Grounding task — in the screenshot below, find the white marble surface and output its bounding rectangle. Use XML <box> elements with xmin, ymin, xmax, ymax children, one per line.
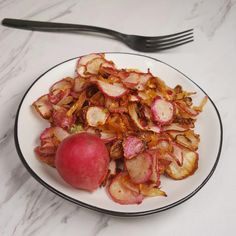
<box><xmin>0</xmin><ymin>0</ymin><xmax>235</xmax><ymax>235</ymax></box>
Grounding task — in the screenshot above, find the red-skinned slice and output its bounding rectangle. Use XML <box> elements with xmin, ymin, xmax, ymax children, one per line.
<box><xmin>76</xmin><ymin>53</ymin><xmax>104</xmax><ymax>77</ymax></box>
<box><xmin>151</xmin><ymin>98</ymin><xmax>174</xmax><ymax>125</ymax></box>
<box><xmin>121</xmin><ymin>72</ymin><xmax>139</xmax><ymax>88</ymax></box>
<box><xmin>52</xmin><ymin>108</ymin><xmax>76</xmax><ymax>130</ymax></box>
<box><xmin>73</xmin><ymin>77</ymin><xmax>87</xmax><ymax>92</ymax></box>
<box><xmin>85</xmin><ymin>57</ymin><xmax>107</xmax><ymax>75</ymax></box>
<box><xmin>128</xmin><ymin>103</ymin><xmax>146</xmax><ymax>130</ymax></box>
<box><xmin>49</xmin><ymin>78</ymin><xmax>73</xmax><ymax>92</ymax></box>
<box><xmin>108</xmin><ymin>173</ymin><xmax>143</xmax><ymax>205</ymax></box>
<box><xmin>100</xmin><ymin>131</ymin><xmax>117</xmax><ymax>143</ymax></box>
<box><xmin>32</xmin><ymin>94</ymin><xmax>52</xmax><ymax>119</ymax></box>
<box><xmin>125</xmin><ymin>152</ymin><xmax>152</xmax><ymax>184</ymax></box>
<box><xmin>86</xmin><ymin>106</ymin><xmax>109</xmax><ymax>127</ymax></box>
<box><xmin>162</xmin><ymin>123</ymin><xmax>188</xmax><ymax>132</ymax></box>
<box><xmin>96</xmin><ymin>80</ymin><xmax>128</xmax><ymax>98</ymax></box>
<box><xmin>166</xmin><ymin>150</ymin><xmax>198</xmax><ymax>180</ymax></box>
<box><xmin>123</xmin><ymin>136</ymin><xmax>145</xmax><ymax>159</ymax></box>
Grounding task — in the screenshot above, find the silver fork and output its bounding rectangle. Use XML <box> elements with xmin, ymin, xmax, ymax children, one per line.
<box><xmin>2</xmin><ymin>18</ymin><xmax>194</xmax><ymax>52</ymax></box>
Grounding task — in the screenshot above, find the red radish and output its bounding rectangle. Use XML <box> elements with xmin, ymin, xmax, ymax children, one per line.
<box><xmin>96</xmin><ymin>80</ymin><xmax>128</xmax><ymax>98</ymax></box>
<box><xmin>86</xmin><ymin>106</ymin><xmax>109</xmax><ymax>127</ymax></box>
<box><xmin>151</xmin><ymin>98</ymin><xmax>174</xmax><ymax>125</ymax></box>
<box><xmin>123</xmin><ymin>136</ymin><xmax>145</xmax><ymax>159</ymax></box>
<box><xmin>125</xmin><ymin>152</ymin><xmax>152</xmax><ymax>184</ymax></box>
<box><xmin>55</xmin><ymin>133</ymin><xmax>109</xmax><ymax>191</ymax></box>
<box><xmin>32</xmin><ymin>94</ymin><xmax>52</xmax><ymax>119</ymax></box>
<box><xmin>108</xmin><ymin>173</ymin><xmax>143</xmax><ymax>205</ymax></box>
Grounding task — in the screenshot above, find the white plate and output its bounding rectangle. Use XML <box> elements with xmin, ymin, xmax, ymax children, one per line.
<box><xmin>15</xmin><ymin>52</ymin><xmax>222</xmax><ymax>217</ymax></box>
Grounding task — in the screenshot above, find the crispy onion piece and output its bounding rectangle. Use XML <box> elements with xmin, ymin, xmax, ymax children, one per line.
<box><xmin>32</xmin><ymin>94</ymin><xmax>52</xmax><ymax>119</ymax></box>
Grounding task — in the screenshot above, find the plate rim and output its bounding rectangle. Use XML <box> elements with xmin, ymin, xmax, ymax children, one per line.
<box><xmin>14</xmin><ymin>52</ymin><xmax>223</xmax><ymax>217</ymax></box>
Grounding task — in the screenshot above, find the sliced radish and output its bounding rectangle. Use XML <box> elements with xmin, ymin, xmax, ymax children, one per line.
<box><xmin>52</xmin><ymin>108</ymin><xmax>76</xmax><ymax>130</ymax></box>
<box><xmin>53</xmin><ymin>127</ymin><xmax>70</xmax><ymax>142</ymax></box>
<box><xmin>50</xmin><ymin>78</ymin><xmax>73</xmax><ymax>92</ymax></box>
<box><xmin>156</xmin><ymin>139</ymin><xmax>172</xmax><ymax>153</ymax></box>
<box><xmin>76</xmin><ymin>53</ymin><xmax>104</xmax><ymax>76</ymax></box>
<box><xmin>166</xmin><ymin>150</ymin><xmax>198</xmax><ymax>180</ymax></box>
<box><xmin>162</xmin><ymin>123</ymin><xmax>188</xmax><ymax>132</ymax></box>
<box><xmin>73</xmin><ymin>77</ymin><xmax>87</xmax><ymax>92</ymax></box>
<box><xmin>121</xmin><ymin>72</ymin><xmax>139</xmax><ymax>88</ymax></box>
<box><xmin>123</xmin><ymin>136</ymin><xmax>145</xmax><ymax>159</ymax></box>
<box><xmin>175</xmin><ymin>130</ymin><xmax>200</xmax><ymax>151</ymax></box>
<box><xmin>140</xmin><ymin>184</ymin><xmax>167</xmax><ymax>197</ymax></box>
<box><xmin>96</xmin><ymin>80</ymin><xmax>128</xmax><ymax>98</ymax></box>
<box><xmin>128</xmin><ymin>103</ymin><xmax>146</xmax><ymax>130</ymax></box>
<box><xmin>151</xmin><ymin>98</ymin><xmax>174</xmax><ymax>125</ymax></box>
<box><xmin>109</xmin><ymin>140</ymin><xmax>123</xmax><ymax>160</ymax></box>
<box><xmin>100</xmin><ymin>131</ymin><xmax>117</xmax><ymax>143</ymax></box>
<box><xmin>86</xmin><ymin>57</ymin><xmax>107</xmax><ymax>75</ymax></box>
<box><xmin>108</xmin><ymin>173</ymin><xmax>143</xmax><ymax>205</ymax></box>
<box><xmin>125</xmin><ymin>152</ymin><xmax>152</xmax><ymax>184</ymax></box>
<box><xmin>148</xmin><ymin>150</ymin><xmax>160</xmax><ymax>185</ymax></box>
<box><xmin>129</xmin><ymin>94</ymin><xmax>140</xmax><ymax>102</ymax></box>
<box><xmin>108</xmin><ymin>160</ymin><xmax>117</xmax><ymax>176</ymax></box>
<box><xmin>32</xmin><ymin>94</ymin><xmax>52</xmax><ymax>119</ymax></box>
<box><xmin>86</xmin><ymin>106</ymin><xmax>109</xmax><ymax>127</ymax></box>
<box><xmin>135</xmin><ymin>73</ymin><xmax>152</xmax><ymax>90</ymax></box>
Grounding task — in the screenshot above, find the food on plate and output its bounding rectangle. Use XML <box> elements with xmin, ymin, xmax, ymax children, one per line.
<box><xmin>55</xmin><ymin>133</ymin><xmax>109</xmax><ymax>191</ymax></box>
<box><xmin>32</xmin><ymin>53</ymin><xmax>207</xmax><ymax>204</ymax></box>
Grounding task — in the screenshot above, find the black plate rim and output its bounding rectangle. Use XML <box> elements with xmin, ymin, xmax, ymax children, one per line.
<box><xmin>14</xmin><ymin>52</ymin><xmax>223</xmax><ymax>217</ymax></box>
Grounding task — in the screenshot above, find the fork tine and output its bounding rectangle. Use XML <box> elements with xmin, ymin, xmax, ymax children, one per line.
<box><xmin>146</xmin><ymin>36</ymin><xmax>194</xmax><ymax>47</ymax></box>
<box><xmin>145</xmin><ymin>29</ymin><xmax>193</xmax><ymax>40</ymax></box>
<box><xmin>147</xmin><ymin>38</ymin><xmax>194</xmax><ymax>51</ymax></box>
<box><xmin>146</xmin><ymin>32</ymin><xmax>193</xmax><ymax>43</ymax></box>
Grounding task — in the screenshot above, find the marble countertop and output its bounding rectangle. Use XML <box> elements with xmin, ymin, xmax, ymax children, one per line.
<box><xmin>0</xmin><ymin>0</ymin><xmax>235</xmax><ymax>235</ymax></box>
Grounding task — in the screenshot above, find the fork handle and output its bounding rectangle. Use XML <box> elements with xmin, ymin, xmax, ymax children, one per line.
<box><xmin>2</xmin><ymin>18</ymin><xmax>124</xmax><ymax>39</ymax></box>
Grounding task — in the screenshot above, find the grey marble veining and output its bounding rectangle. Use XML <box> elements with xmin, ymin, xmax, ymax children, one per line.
<box><xmin>0</xmin><ymin>0</ymin><xmax>236</xmax><ymax>235</ymax></box>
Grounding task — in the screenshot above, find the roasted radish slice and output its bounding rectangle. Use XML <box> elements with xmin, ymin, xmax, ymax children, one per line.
<box><xmin>123</xmin><ymin>136</ymin><xmax>145</xmax><ymax>159</ymax></box>
<box><xmin>86</xmin><ymin>106</ymin><xmax>109</xmax><ymax>127</ymax></box>
<box><xmin>125</xmin><ymin>152</ymin><xmax>152</xmax><ymax>184</ymax></box>
<box><xmin>122</xmin><ymin>72</ymin><xmax>139</xmax><ymax>88</ymax></box>
<box><xmin>151</xmin><ymin>98</ymin><xmax>174</xmax><ymax>125</ymax></box>
<box><xmin>96</xmin><ymin>80</ymin><xmax>128</xmax><ymax>98</ymax></box>
<box><xmin>140</xmin><ymin>184</ymin><xmax>167</xmax><ymax>197</ymax></box>
<box><xmin>166</xmin><ymin>150</ymin><xmax>198</xmax><ymax>180</ymax></box>
<box><xmin>175</xmin><ymin>130</ymin><xmax>200</xmax><ymax>151</ymax></box>
<box><xmin>76</xmin><ymin>53</ymin><xmax>103</xmax><ymax>76</ymax></box>
<box><xmin>32</xmin><ymin>94</ymin><xmax>52</xmax><ymax>119</ymax></box>
<box><xmin>86</xmin><ymin>58</ymin><xmax>106</xmax><ymax>75</ymax></box>
<box><xmin>109</xmin><ymin>140</ymin><xmax>123</xmax><ymax>160</ymax></box>
<box><xmin>128</xmin><ymin>103</ymin><xmax>146</xmax><ymax>130</ymax></box>
<box><xmin>100</xmin><ymin>131</ymin><xmax>117</xmax><ymax>143</ymax></box>
<box><xmin>73</xmin><ymin>77</ymin><xmax>87</xmax><ymax>92</ymax></box>
<box><xmin>108</xmin><ymin>173</ymin><xmax>143</xmax><ymax>205</ymax></box>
